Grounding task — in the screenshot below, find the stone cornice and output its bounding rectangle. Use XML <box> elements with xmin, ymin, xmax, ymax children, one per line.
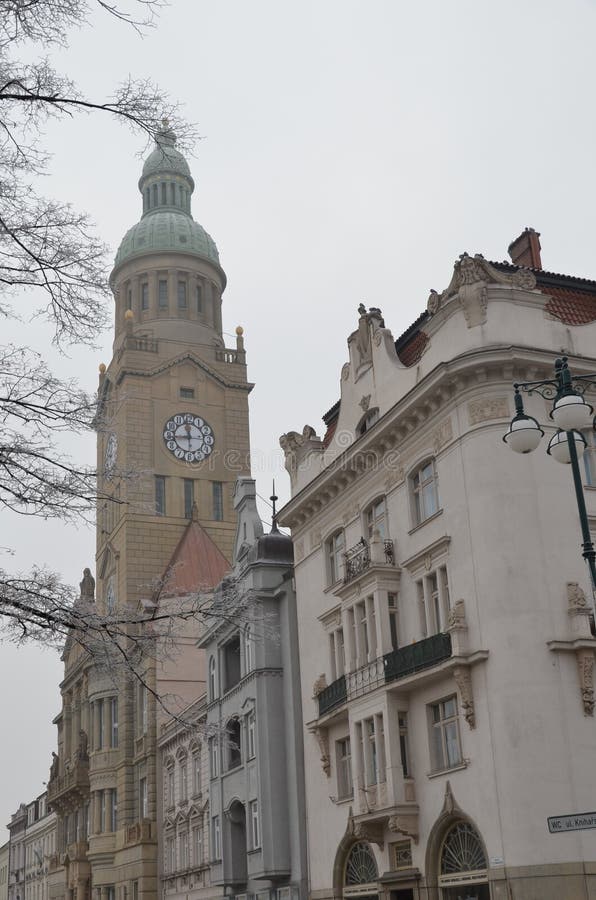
<box><xmin>114</xmin><ymin>350</ymin><xmax>253</xmax><ymax>392</ymax></box>
<box><xmin>278</xmin><ymin>345</ymin><xmax>596</xmax><ymax>531</ymax></box>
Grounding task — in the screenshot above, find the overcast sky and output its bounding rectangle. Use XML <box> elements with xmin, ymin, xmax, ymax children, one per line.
<box><xmin>3</xmin><ymin>0</ymin><xmax>596</xmax><ymax>835</ymax></box>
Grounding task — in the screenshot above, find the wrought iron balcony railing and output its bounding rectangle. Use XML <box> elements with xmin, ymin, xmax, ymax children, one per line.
<box><xmin>318</xmin><ymin>674</ymin><xmax>347</xmax><ymax>716</ymax></box>
<box><xmin>343</xmin><ymin>538</ymin><xmax>395</xmax><ymax>583</ymax></box>
<box><xmin>383</xmin><ymin>632</ymin><xmax>452</xmax><ymax>683</ymax></box>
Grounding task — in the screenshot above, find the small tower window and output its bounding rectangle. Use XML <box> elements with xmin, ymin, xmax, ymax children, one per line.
<box><xmin>126</xmin><ymin>289</ymin><xmax>132</xmax><ymax>310</ymax></box>
<box><xmin>180</xmin><ymin>387</ymin><xmax>195</xmax><ymax>399</ymax></box>
<box><xmin>196</xmin><ymin>284</ymin><xmax>203</xmax><ymax>313</ymax></box>
<box><xmin>141</xmin><ymin>283</ymin><xmax>149</xmax><ymax>310</ymax></box>
<box><xmin>158</xmin><ymin>280</ymin><xmax>168</xmax><ymax>309</ymax></box>
<box><xmin>183</xmin><ymin>479</ymin><xmax>194</xmax><ymax>519</ymax></box>
<box><xmin>177</xmin><ymin>281</ymin><xmax>187</xmax><ymax>309</ymax></box>
<box><xmin>212</xmin><ymin>482</ymin><xmax>224</xmax><ymax>521</ymax></box>
<box><xmin>155</xmin><ymin>476</ymin><xmax>166</xmax><ymax>516</ymax></box>
<box><xmin>161</xmin><ymin>182</ymin><xmax>166</xmax><ymax>204</ymax></box>
<box><xmin>152</xmin><ymin>184</ymin><xmax>158</xmax><ymax>207</ymax></box>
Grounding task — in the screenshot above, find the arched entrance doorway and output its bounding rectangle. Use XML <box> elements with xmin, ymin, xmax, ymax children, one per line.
<box><xmin>343</xmin><ymin>842</ymin><xmax>379</xmax><ymax>900</ymax></box>
<box><xmin>438</xmin><ymin>822</ymin><xmax>489</xmax><ymax>900</ymax></box>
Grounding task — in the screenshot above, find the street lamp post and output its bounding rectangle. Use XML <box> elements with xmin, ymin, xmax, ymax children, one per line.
<box><xmin>503</xmin><ymin>357</ymin><xmax>596</xmax><ymax>595</ymax></box>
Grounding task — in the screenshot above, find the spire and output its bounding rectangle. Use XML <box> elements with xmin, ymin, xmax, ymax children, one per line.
<box><xmin>270</xmin><ymin>481</ymin><xmax>280</xmax><ymax>534</ymax></box>
<box><xmin>138</xmin><ymin>121</ymin><xmax>195</xmax><ymax>219</ymax></box>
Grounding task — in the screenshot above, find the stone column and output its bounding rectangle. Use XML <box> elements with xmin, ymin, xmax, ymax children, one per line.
<box><xmin>375</xmin><ymin>589</ymin><xmax>392</xmax><ymax>655</ymax></box>
<box><xmin>63</xmin><ymin>693</ymin><xmax>72</xmax><ymax>761</ymax></box>
<box><xmin>343</xmin><ymin>606</ymin><xmax>356</xmax><ymax>672</ymax></box>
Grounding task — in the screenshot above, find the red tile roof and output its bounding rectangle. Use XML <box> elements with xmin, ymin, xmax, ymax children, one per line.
<box><xmin>541</xmin><ymin>285</ymin><xmax>596</xmax><ymax>326</ymax></box>
<box><xmin>322</xmin><ymin>417</ymin><xmax>338</xmax><ymax>448</ymax></box>
<box><xmin>397</xmin><ymin>330</ymin><xmax>429</xmax><ymax>367</ymax></box>
<box><xmin>157</xmin><ymin>519</ymin><xmax>230</xmax><ymax>599</ymax></box>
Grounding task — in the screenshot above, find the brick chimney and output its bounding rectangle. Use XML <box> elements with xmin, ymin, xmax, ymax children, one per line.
<box><xmin>508</xmin><ymin>227</ymin><xmax>542</xmax><ymax>269</ymax></box>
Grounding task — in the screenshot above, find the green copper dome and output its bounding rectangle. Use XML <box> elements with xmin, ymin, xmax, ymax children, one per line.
<box><xmin>112</xmin><ymin>122</ymin><xmax>222</xmax><ymax>274</ymax></box>
<box><xmin>114</xmin><ymin>211</ymin><xmax>220</xmax><ymax>269</ymax></box>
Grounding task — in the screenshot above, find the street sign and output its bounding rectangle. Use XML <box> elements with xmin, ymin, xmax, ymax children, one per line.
<box><xmin>548</xmin><ymin>812</ymin><xmax>596</xmax><ymax>833</ymax></box>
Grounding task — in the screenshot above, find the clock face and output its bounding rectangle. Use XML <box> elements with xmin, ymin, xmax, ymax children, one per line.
<box><xmin>163</xmin><ymin>412</ymin><xmax>215</xmax><ymax>463</ymax></box>
<box><xmin>105</xmin><ymin>433</ymin><xmax>117</xmax><ymax>476</ymax></box>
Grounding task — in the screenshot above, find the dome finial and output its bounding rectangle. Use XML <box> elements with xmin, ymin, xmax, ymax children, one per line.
<box><xmin>270</xmin><ymin>480</ymin><xmax>280</xmax><ymax>534</ymax></box>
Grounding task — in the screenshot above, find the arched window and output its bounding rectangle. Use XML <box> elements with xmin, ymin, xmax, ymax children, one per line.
<box><xmin>226</xmin><ymin>718</ymin><xmax>242</xmax><ymax>770</ymax></box>
<box><xmin>344</xmin><ymin>842</ymin><xmax>378</xmax><ymax>888</ymax></box>
<box><xmin>208</xmin><ymin>657</ymin><xmax>217</xmax><ymax>701</ymax></box>
<box><xmin>410</xmin><ymin>459</ymin><xmax>440</xmax><ymax>525</ymax></box>
<box><xmin>439</xmin><ymin>822</ymin><xmax>489</xmax><ymax>899</ymax></box>
<box><xmin>244</xmin><ymin>625</ymin><xmax>253</xmax><ymax>674</ymax></box>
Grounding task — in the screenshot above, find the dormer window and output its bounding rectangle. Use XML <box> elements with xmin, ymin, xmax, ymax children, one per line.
<box><xmin>358</xmin><ymin>408</ymin><xmax>379</xmax><ymax>436</ymax></box>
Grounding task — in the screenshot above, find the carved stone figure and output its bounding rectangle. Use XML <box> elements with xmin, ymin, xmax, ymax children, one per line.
<box><xmin>313</xmin><ymin>728</ymin><xmax>330</xmax><ymax>776</ymax></box>
<box><xmin>77</xmin><ymin>730</ymin><xmax>89</xmax><ymax>762</ymax></box>
<box><xmin>79</xmin><ymin>568</ymin><xmax>95</xmax><ymax>601</ymax></box>
<box><xmin>312</xmin><ymin>673</ymin><xmax>328</xmax><ymax>697</ymax></box>
<box><xmin>427</xmin><ymin>288</ymin><xmax>441</xmax><ymax>314</ymax></box>
<box><xmin>49</xmin><ymin>752</ymin><xmax>59</xmax><ymax>781</ymax></box>
<box><xmin>350</xmin><ymin>818</ymin><xmax>385</xmax><ymax>848</ymax></box>
<box><xmin>359</xmin><ymin>394</ymin><xmax>371</xmax><ymax>412</ymax></box>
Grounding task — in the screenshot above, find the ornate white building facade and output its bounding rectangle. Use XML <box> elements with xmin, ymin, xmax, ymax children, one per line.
<box><xmin>279</xmin><ymin>230</ymin><xmax>596</xmax><ymax>900</ymax></box>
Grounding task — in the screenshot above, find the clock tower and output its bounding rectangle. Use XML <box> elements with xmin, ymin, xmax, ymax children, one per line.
<box><xmin>97</xmin><ymin>122</ymin><xmax>251</xmax><ymax>609</ymax></box>
<box><xmin>88</xmin><ymin>124</ymin><xmax>250</xmax><ymax>898</ymax></box>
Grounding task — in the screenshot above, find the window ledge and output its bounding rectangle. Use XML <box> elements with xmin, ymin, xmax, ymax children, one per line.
<box><xmin>426</xmin><ymin>760</ymin><xmax>468</xmax><ymax>779</ymax></box>
<box><xmin>407</xmin><ymin>508</ymin><xmax>443</xmax><ymax>536</ymax></box>
<box><xmin>247</xmin><ymin>848</ymin><xmax>261</xmax><ymax>856</ymax></box>
<box><xmin>335</xmin><ymin>794</ymin><xmax>354</xmax><ymax>805</ymax></box>
<box><xmin>223</xmin><ymin>763</ymin><xmax>243</xmax><ymax>775</ymax></box>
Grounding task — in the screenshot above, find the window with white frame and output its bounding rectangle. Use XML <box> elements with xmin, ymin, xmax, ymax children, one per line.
<box><xmin>584</xmin><ymin>429</ymin><xmax>596</xmax><ymax>486</ymax></box>
<box><xmin>166</xmin><ymin>836</ymin><xmax>175</xmax><ymax>873</ymax></box>
<box><xmin>109</xmin><ymin>789</ymin><xmax>117</xmax><ymax>832</ymax></box>
<box><xmin>429</xmin><ymin>695</ymin><xmax>462</xmax><ymax>771</ymax></box>
<box><xmin>329</xmin><ymin>626</ymin><xmax>345</xmax><ymax>680</ymax></box>
<box><xmin>365</xmin><ymin>497</ymin><xmax>387</xmax><ymax>540</ymax></box>
<box><xmin>247</xmin><ymin>710</ymin><xmax>256</xmax><ymax>760</ymax></box>
<box><xmin>351</xmin><ymin>596</ymin><xmax>377</xmax><ymax>667</ymax></box>
<box><xmin>327</xmin><ymin>530</ymin><xmax>345</xmax><ymax>584</ymax></box>
<box><xmin>139</xmin><ymin>776</ymin><xmax>148</xmax><ymax>819</ymax></box>
<box><xmin>209</xmin><ymin>737</ymin><xmax>218</xmax><ymax>778</ymax></box>
<box><xmin>249</xmin><ymin>799</ymin><xmax>260</xmax><ymax>849</ymax></box>
<box><xmin>193</xmin><ymin>824</ymin><xmax>202</xmax><ymax>866</ymax></box>
<box><xmin>388</xmin><ymin>592</ymin><xmax>399</xmax><ymax>651</ymax></box>
<box><xmin>109</xmin><ymin>697</ymin><xmax>118</xmax><ymax>748</ymax></box>
<box><xmin>208</xmin><ymin>656</ymin><xmax>217</xmax><ymax>701</ymax></box>
<box><xmin>180</xmin><ymin>831</ymin><xmax>189</xmax><ymax>869</ymax></box>
<box><xmin>167</xmin><ymin>766</ymin><xmax>175</xmax><ymax>807</ymax></box>
<box><xmin>211</xmin><ymin>816</ymin><xmax>221</xmax><ymax>860</ymax></box>
<box><xmin>138</xmin><ymin>683</ymin><xmax>148</xmax><ymax>735</ymax></box>
<box><xmin>417</xmin><ymin>566</ymin><xmax>450</xmax><ymax>637</ymax></box>
<box><xmin>411</xmin><ymin>459</ymin><xmax>440</xmax><ymax>525</ymax></box>
<box><xmin>357</xmin><ymin>714</ymin><xmax>385</xmax><ymax>787</ymax></box>
<box><xmin>336</xmin><ymin>737</ymin><xmax>353</xmax><ymax>799</ymax></box>
<box><xmin>398</xmin><ymin>713</ymin><xmax>411</xmax><ymax>778</ymax></box>
<box><xmin>192</xmin><ymin>752</ymin><xmax>201</xmax><ymax>796</ymax></box>
<box><xmin>244</xmin><ymin>625</ymin><xmax>253</xmax><ymax>673</ymax></box>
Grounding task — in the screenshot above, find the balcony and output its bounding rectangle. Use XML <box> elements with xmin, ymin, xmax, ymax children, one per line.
<box><xmin>47</xmin><ymin>762</ymin><xmax>89</xmax><ymax>811</ymax></box>
<box><xmin>343</xmin><ymin>538</ymin><xmax>395</xmax><ymax>584</ymax></box>
<box><xmin>384</xmin><ymin>632</ymin><xmax>452</xmax><ymax>683</ymax></box>
<box><xmin>318</xmin><ymin>674</ymin><xmax>347</xmax><ymax>716</ymax></box>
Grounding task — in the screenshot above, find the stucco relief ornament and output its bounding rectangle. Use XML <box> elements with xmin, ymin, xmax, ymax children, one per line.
<box><xmin>454</xmin><ymin>666</ymin><xmax>476</xmax><ymax>729</ymax></box>
<box><xmin>341</xmin><ymin>363</ymin><xmax>351</xmax><ymax>381</ymax></box>
<box><xmin>439</xmin><ymin>252</ymin><xmax>537</xmax><ymax>329</ymax></box>
<box><xmin>576</xmin><ymin>650</ymin><xmax>595</xmax><ymax>716</ymax></box>
<box><xmin>388</xmin><ymin>815</ymin><xmax>419</xmax><ymax>844</ymax></box>
<box><xmin>359</xmin><ymin>394</ymin><xmax>371</xmax><ymax>412</ymax></box>
<box><xmin>433</xmin><ymin>417</ymin><xmax>453</xmax><ymax>453</ymax></box>
<box><xmin>349</xmin><ymin>817</ymin><xmax>385</xmax><ymax>848</ymax></box>
<box><xmin>427</xmin><ymin>288</ymin><xmax>441</xmax><ymax>315</ymax></box>
<box><xmin>312</xmin><ymin>673</ymin><xmax>328</xmax><ymax>697</ymax></box>
<box><xmin>279</xmin><ymin>425</ymin><xmax>319</xmax><ymax>478</ymax></box>
<box><xmin>448</xmin><ymin>599</ymin><xmax>467</xmax><ymax>629</ymax></box>
<box><xmin>313</xmin><ymin>727</ymin><xmax>331</xmax><ymax>777</ymax></box>
<box><xmin>79</xmin><ymin>567</ymin><xmax>95</xmax><ymax>601</ymax></box>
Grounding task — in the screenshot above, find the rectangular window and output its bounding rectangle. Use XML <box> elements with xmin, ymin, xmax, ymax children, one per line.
<box><xmin>399</xmin><ymin>713</ymin><xmax>411</xmax><ymax>778</ymax></box>
<box><xmin>138</xmin><ymin>684</ymin><xmax>148</xmax><ymax>735</ymax></box>
<box><xmin>99</xmin><ymin>790</ymin><xmax>106</xmax><ymax>832</ymax></box>
<box><xmin>192</xmin><ymin>753</ymin><xmax>201</xmax><ymax>795</ymax></box>
<box><xmin>107</xmin><ymin>888</ymin><xmax>116</xmax><ymax>900</ymax></box>
<box><xmin>158</xmin><ymin>279</ymin><xmax>168</xmax><ymax>308</ymax></box>
<box><xmin>166</xmin><ymin>837</ymin><xmax>175</xmax><ymax>873</ymax></box>
<box><xmin>196</xmin><ymin>284</ymin><xmax>203</xmax><ymax>313</ymax></box>
<box><xmin>249</xmin><ymin>799</ymin><xmax>260</xmax><ymax>849</ymax></box>
<box><xmin>193</xmin><ymin>825</ymin><xmax>202</xmax><ymax>866</ymax></box>
<box><xmin>180</xmin><ymin>831</ymin><xmax>189</xmax><ymax>869</ymax></box>
<box><xmin>418</xmin><ymin>565</ymin><xmax>450</xmax><ymax>636</ymax></box>
<box><xmin>247</xmin><ymin>710</ymin><xmax>256</xmax><ymax>760</ymax></box>
<box><xmin>336</xmin><ymin>738</ymin><xmax>353</xmax><ymax>799</ymax></box>
<box><xmin>327</xmin><ymin>530</ymin><xmax>345</xmax><ymax>584</ymax></box>
<box><xmin>366</xmin><ymin>718</ymin><xmax>378</xmax><ymax>785</ymax></box>
<box><xmin>167</xmin><ymin>769</ymin><xmax>175</xmax><ymax>807</ymax></box>
<box><xmin>209</xmin><ymin>737</ymin><xmax>218</xmax><ymax>778</ymax></box>
<box><xmin>211</xmin><ymin>816</ymin><xmax>221</xmax><ymax>860</ymax></box>
<box><xmin>180</xmin><ymin>763</ymin><xmax>187</xmax><ymax>801</ymax></box>
<box><xmin>139</xmin><ymin>776</ymin><xmax>148</xmax><ymax>819</ymax></box>
<box><xmin>429</xmin><ymin>696</ymin><xmax>462</xmax><ymax>771</ymax></box>
<box><xmin>244</xmin><ymin>625</ymin><xmax>253</xmax><ymax>674</ymax></box>
<box><xmin>180</xmin><ymin>387</ymin><xmax>194</xmax><ymax>399</ymax></box>
<box><xmin>97</xmin><ymin>699</ymin><xmax>104</xmax><ymax>750</ymax></box>
<box><xmin>388</xmin><ymin>592</ymin><xmax>399</xmax><ymax>651</ymax></box>
<box><xmin>366</xmin><ymin>498</ymin><xmax>387</xmax><ymax>539</ymax></box>
<box><xmin>412</xmin><ymin>460</ymin><xmax>440</xmax><ymax>524</ymax></box>
<box><xmin>155</xmin><ymin>475</ymin><xmax>166</xmax><ymax>516</ymax></box>
<box><xmin>141</xmin><ymin>283</ymin><xmax>149</xmax><ymax>310</ymax></box>
<box><xmin>127</xmin><ymin>289</ymin><xmax>132</xmax><ymax>310</ymax></box>
<box><xmin>110</xmin><ymin>697</ymin><xmax>118</xmax><ymax>748</ymax></box>
<box><xmin>183</xmin><ymin>478</ymin><xmax>194</xmax><ymax>519</ymax></box>
<box><xmin>212</xmin><ymin>481</ymin><xmax>224</xmax><ymax>521</ymax></box>
<box><xmin>177</xmin><ymin>281</ymin><xmax>187</xmax><ymax>309</ymax></box>
<box><xmin>109</xmin><ymin>789</ymin><xmax>117</xmax><ymax>832</ymax></box>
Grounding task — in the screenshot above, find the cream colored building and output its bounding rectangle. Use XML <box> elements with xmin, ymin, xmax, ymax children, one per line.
<box><xmin>279</xmin><ymin>230</ymin><xmax>596</xmax><ymax>900</ymax></box>
<box><xmin>48</xmin><ymin>125</ymin><xmax>249</xmax><ymax>900</ymax></box>
<box><xmin>24</xmin><ymin>794</ymin><xmax>56</xmax><ymax>900</ymax></box>
<box><xmin>1</xmin><ymin>840</ymin><xmax>10</xmax><ymax>900</ymax></box>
